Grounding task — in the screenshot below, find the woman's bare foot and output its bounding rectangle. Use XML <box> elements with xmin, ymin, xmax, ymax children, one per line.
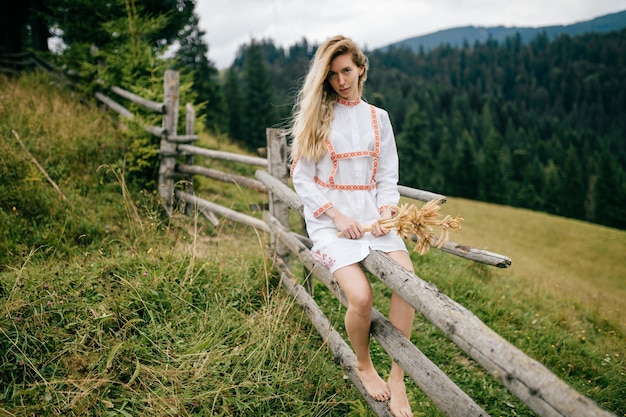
<box><xmin>388</xmin><ymin>377</ymin><xmax>413</xmax><ymax>417</ymax></box>
<box><xmin>356</xmin><ymin>363</ymin><xmax>390</xmax><ymax>402</ymax></box>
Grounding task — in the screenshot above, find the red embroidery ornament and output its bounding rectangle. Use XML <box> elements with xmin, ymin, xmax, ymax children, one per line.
<box><xmin>313</xmin><ymin>202</ymin><xmax>333</xmax><ymax>218</ymax></box>
<box><xmin>312</xmin><ymin>249</ymin><xmax>336</xmax><ymax>270</ymax></box>
<box><xmin>337</xmin><ymin>98</ymin><xmax>361</xmax><ymax>106</ymax></box>
<box><xmin>313</xmin><ymin>105</ymin><xmax>381</xmax><ymax>191</ymax></box>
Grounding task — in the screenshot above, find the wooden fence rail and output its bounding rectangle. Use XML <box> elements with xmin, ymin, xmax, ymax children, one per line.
<box><xmin>254</xmin><ymin>170</ymin><xmax>511</xmax><ymax>268</ymax></box>
<box><xmin>0</xmin><ymin>52</ymin><xmax>62</xmax><ymax>75</ymax></box>
<box><xmin>91</xmin><ymin>70</ymin><xmax>614</xmax><ymax>417</ymax></box>
<box><xmin>257</xmin><ymin>177</ymin><xmax>612</xmax><ymax>417</ymax></box>
<box><xmin>266</xmin><ymin>214</ymin><xmax>488</xmax><ymax>417</ymax></box>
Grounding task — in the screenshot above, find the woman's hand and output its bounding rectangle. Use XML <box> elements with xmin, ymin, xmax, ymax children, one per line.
<box><xmin>371</xmin><ymin>220</ymin><xmax>390</xmax><ymax>237</ymax></box>
<box><xmin>371</xmin><ymin>208</ymin><xmax>393</xmax><ymax>237</ymax></box>
<box><xmin>326</xmin><ymin>207</ymin><xmax>364</xmax><ymax>239</ymax></box>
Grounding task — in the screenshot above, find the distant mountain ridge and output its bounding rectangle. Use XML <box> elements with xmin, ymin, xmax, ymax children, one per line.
<box><xmin>381</xmin><ymin>9</ymin><xmax>626</xmax><ymax>52</ymax></box>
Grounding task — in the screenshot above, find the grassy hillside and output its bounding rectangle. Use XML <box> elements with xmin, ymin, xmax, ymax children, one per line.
<box><xmin>1</xmin><ymin>73</ymin><xmax>624</xmax><ymax>416</ymax></box>
<box><xmin>440</xmin><ymin>198</ymin><xmax>626</xmax><ymax>332</ymax></box>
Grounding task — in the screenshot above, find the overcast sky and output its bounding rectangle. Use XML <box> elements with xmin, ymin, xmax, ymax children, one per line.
<box><xmin>196</xmin><ymin>0</ymin><xmax>626</xmax><ymax>69</ymax></box>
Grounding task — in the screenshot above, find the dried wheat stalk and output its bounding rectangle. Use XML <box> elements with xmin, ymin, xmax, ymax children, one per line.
<box><xmin>340</xmin><ymin>200</ymin><xmax>463</xmax><ymax>255</ymax></box>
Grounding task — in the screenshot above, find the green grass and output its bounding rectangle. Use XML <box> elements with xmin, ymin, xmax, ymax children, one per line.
<box><xmin>1</xmin><ymin>72</ymin><xmax>624</xmax><ymax>416</ymax></box>
<box><xmin>441</xmin><ymin>198</ymin><xmax>626</xmax><ymax>331</ymax></box>
<box><xmin>0</xmin><ymin>227</ymin><xmax>360</xmax><ymax>416</ymax></box>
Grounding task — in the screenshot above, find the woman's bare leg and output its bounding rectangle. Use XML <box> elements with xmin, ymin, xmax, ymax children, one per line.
<box><xmin>386</xmin><ymin>250</ymin><xmax>415</xmax><ymax>417</ymax></box>
<box><xmin>334</xmin><ymin>263</ymin><xmax>390</xmax><ymax>402</ymax></box>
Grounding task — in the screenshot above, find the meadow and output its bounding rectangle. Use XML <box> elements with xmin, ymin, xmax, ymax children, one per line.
<box><xmin>0</xmin><ymin>73</ymin><xmax>624</xmax><ymax>416</ymax></box>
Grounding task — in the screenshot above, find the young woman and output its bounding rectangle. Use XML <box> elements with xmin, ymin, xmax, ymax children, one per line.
<box><xmin>290</xmin><ymin>35</ymin><xmax>415</xmax><ymax>417</ymax></box>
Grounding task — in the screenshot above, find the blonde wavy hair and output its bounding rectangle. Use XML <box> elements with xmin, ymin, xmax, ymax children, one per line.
<box><xmin>290</xmin><ymin>35</ymin><xmax>369</xmax><ymax>162</ymax></box>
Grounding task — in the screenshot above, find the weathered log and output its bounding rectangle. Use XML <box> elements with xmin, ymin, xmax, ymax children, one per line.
<box><xmin>175</xmin><ymin>190</ymin><xmax>269</xmax><ymax>233</ymax></box>
<box><xmin>29</xmin><ymin>54</ymin><xmax>58</xmax><ymax>73</ymax></box>
<box><xmin>267</xmin><ymin>128</ymin><xmax>291</xmax><ymax>263</ymax></box>
<box><xmin>398</xmin><ymin>185</ymin><xmax>447</xmax><ymax>203</ymax></box>
<box><xmin>177</xmin><ymin>164</ymin><xmax>268</xmax><ymax>193</ymax></box>
<box><xmin>276</xmin><ymin>261</ymin><xmax>394</xmax><ymax>417</ymax></box>
<box><xmin>434</xmin><ymin>239</ymin><xmax>512</xmax><ymax>268</ymax></box>
<box><xmin>361</xmin><ymin>251</ymin><xmax>615</xmax><ymax>417</ymax></box>
<box><xmin>94</xmin><ymin>92</ymin><xmax>165</xmax><ymax>137</ymax></box>
<box><xmin>0</xmin><ymin>51</ymin><xmax>32</xmax><ymax>58</ymax></box>
<box><xmin>256</xmin><ymin>170</ymin><xmax>511</xmax><ymax>268</ymax></box>
<box><xmin>168</xmin><ymin>134</ymin><xmax>198</xmax><ymax>142</ymax></box>
<box><xmin>265</xmin><ymin>214</ymin><xmax>490</xmax><ymax>417</ymax></box>
<box><xmin>158</xmin><ymin>70</ymin><xmax>179</xmax><ymax>214</ymax></box>
<box><xmin>255</xmin><ymin>169</ymin><xmax>304</xmax><ymax>216</ymax></box>
<box><xmin>267</xmin><ymin>212</ymin><xmax>613</xmax><ymax>416</ymax></box>
<box><xmin>183</xmin><ymin>103</ymin><xmax>196</xmax><ymax>217</ymax></box>
<box><xmin>95</xmin><ymin>91</ymin><xmax>133</xmax><ymax>118</ymax></box>
<box><xmin>0</xmin><ymin>57</ymin><xmax>33</xmax><ymax>67</ymax></box>
<box><xmin>197</xmin><ymin>206</ymin><xmax>220</xmax><ymax>227</ymax></box>
<box><xmin>110</xmin><ymin>85</ymin><xmax>165</xmax><ymax>113</ymax></box>
<box><xmin>178</xmin><ymin>144</ymin><xmax>268</xmax><ymax>167</ymax></box>
<box><xmin>146</xmin><ymin>125</ymin><xmax>166</xmax><ymax>137</ymax></box>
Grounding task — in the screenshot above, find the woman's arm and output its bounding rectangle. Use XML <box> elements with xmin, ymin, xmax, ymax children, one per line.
<box><xmin>292</xmin><ymin>158</ymin><xmax>364</xmax><ymax>239</ymax></box>
<box><xmin>375</xmin><ymin>108</ymin><xmax>401</xmax><ymax>212</ymax></box>
<box><xmin>291</xmin><ymin>157</ymin><xmax>334</xmax><ymax>219</ymax></box>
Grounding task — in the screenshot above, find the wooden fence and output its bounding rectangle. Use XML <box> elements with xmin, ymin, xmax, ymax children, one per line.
<box><xmin>0</xmin><ymin>52</ymin><xmax>57</xmax><ymax>75</ymax></box>
<box><xmin>90</xmin><ymin>70</ymin><xmax>616</xmax><ymax>417</ymax></box>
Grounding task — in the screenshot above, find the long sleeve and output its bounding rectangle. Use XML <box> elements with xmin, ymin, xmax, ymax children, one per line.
<box><xmin>291</xmin><ymin>158</ymin><xmax>333</xmax><ymax>218</ymax></box>
<box><xmin>374</xmin><ymin>109</ymin><xmax>400</xmax><ymax>211</ymax></box>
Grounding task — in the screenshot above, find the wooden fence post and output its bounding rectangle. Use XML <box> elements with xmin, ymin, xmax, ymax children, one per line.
<box><xmin>158</xmin><ymin>70</ymin><xmax>179</xmax><ymax>215</ymax></box>
<box><xmin>266</xmin><ymin>128</ymin><xmax>290</xmax><ymax>264</ymax></box>
<box><xmin>184</xmin><ymin>102</ymin><xmax>195</xmax><ymax>216</ymax></box>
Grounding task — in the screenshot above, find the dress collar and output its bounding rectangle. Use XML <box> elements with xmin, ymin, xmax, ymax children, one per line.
<box><xmin>337</xmin><ymin>97</ymin><xmax>361</xmax><ymax>106</ymax></box>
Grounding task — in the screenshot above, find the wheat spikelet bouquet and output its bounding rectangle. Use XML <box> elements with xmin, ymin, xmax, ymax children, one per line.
<box><xmin>353</xmin><ymin>200</ymin><xmax>463</xmax><ymax>255</ymax></box>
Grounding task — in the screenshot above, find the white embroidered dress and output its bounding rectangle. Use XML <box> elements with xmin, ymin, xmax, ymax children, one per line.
<box><xmin>291</xmin><ymin>98</ymin><xmax>408</xmax><ymax>273</ymax></box>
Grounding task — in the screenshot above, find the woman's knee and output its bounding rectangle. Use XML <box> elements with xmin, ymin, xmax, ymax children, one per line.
<box><xmin>348</xmin><ymin>289</ymin><xmax>373</xmax><ymax>312</ymax></box>
<box><xmin>334</xmin><ymin>264</ymin><xmax>373</xmax><ymax>312</ymax></box>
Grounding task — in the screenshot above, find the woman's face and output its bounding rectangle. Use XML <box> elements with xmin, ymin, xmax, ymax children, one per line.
<box><xmin>327</xmin><ymin>53</ymin><xmax>364</xmax><ymax>101</ymax></box>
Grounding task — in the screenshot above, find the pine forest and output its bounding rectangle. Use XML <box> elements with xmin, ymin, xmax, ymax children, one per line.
<box><xmin>220</xmin><ymin>31</ymin><xmax>626</xmax><ymax>230</ymax></box>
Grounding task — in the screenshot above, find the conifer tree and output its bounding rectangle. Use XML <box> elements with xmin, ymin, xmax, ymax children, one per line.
<box><xmin>397</xmin><ymin>103</ymin><xmax>432</xmax><ymax>189</ymax></box>
<box><xmin>435</xmin><ymin>125</ymin><xmax>455</xmax><ymax>194</ymax></box>
<box><xmin>223</xmin><ymin>67</ymin><xmax>242</xmax><ymax>142</ymax></box>
<box><xmin>453</xmin><ymin>131</ymin><xmax>479</xmax><ymax>200</ymax></box>
<box><xmin>558</xmin><ymin>145</ymin><xmax>585</xmax><ymax>219</ymax></box>
<box><xmin>233</xmin><ymin>30</ymin><xmax>626</xmax><ymax>229</ymax></box>
<box><xmin>175</xmin><ymin>13</ymin><xmax>225</xmax><ymax>133</ymax></box>
<box><xmin>240</xmin><ymin>40</ymin><xmax>274</xmax><ymax>151</ymax></box>
<box><xmin>594</xmin><ymin>149</ymin><xmax>626</xmax><ymax>228</ymax></box>
<box><xmin>478</xmin><ymin>128</ymin><xmax>507</xmax><ymax>204</ymax></box>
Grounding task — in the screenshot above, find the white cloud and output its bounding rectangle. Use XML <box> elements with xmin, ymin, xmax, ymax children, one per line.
<box><xmin>196</xmin><ymin>0</ymin><xmax>626</xmax><ymax>68</ymax></box>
